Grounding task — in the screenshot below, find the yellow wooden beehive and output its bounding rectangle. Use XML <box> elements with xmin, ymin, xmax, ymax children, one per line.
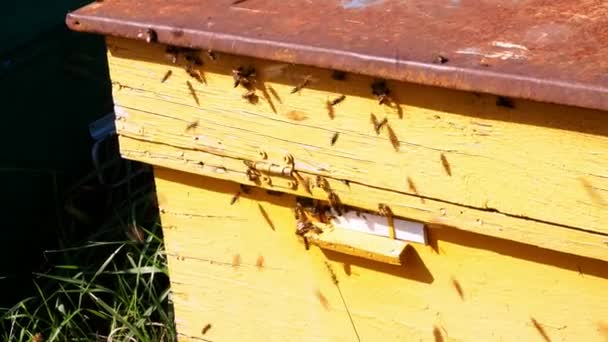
<box><xmin>68</xmin><ymin>1</ymin><xmax>608</xmax><ymax>340</ymax></box>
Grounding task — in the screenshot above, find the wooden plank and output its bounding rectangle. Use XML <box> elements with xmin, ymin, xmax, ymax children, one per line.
<box><xmin>307</xmin><ymin>227</ymin><xmax>409</xmax><ymax>266</ymax></box>
<box><xmin>105</xmin><ymin>37</ymin><xmax>608</xmax><ymax>237</ymax></box>
<box><xmin>154</xmin><ymin>167</ymin><xmax>608</xmax><ymax>342</ymax></box>
<box><xmin>120</xmin><ymin>133</ymin><xmax>608</xmax><ymax>262</ymax></box>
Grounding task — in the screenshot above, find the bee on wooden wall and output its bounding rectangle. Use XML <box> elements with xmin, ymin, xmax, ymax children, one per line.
<box><xmin>331</xmin><ymin>70</ymin><xmax>347</xmax><ymax>81</ymax></box>
<box><xmin>371</xmin><ymin>80</ymin><xmax>391</xmax><ymax>105</ymax></box>
<box><xmin>378</xmin><ymin>203</ymin><xmax>392</xmax><ymax>217</ymax></box>
<box><xmin>185</xmin><ymin>120</ymin><xmax>199</xmax><ymax>131</ymax></box>
<box><xmin>329</xmin><ymin>95</ymin><xmax>346</xmax><ymax>106</ymax></box>
<box><xmin>232</xmin><ymin>66</ymin><xmax>256</xmax><ymax>88</ymax></box>
<box><xmin>165</xmin><ymin>46</ymin><xmax>180</xmax><ymax>64</ymax></box>
<box><xmin>144</xmin><ymin>28</ymin><xmax>157</xmax><ymax>43</ymax></box>
<box><xmin>186</xmin><ymin>65</ymin><xmax>205</xmax><ymax>83</ymax></box>
<box><xmin>184</xmin><ymin>51</ymin><xmax>203</xmax><ymax>66</ymax></box>
<box><xmin>433</xmin><ymin>54</ymin><xmax>449</xmax><ymax>64</ymax></box>
<box><xmin>290</xmin><ymin>75</ymin><xmax>312</xmax><ymax>94</ymax></box>
<box><xmin>315</xmin><ymin>175</ymin><xmax>331</xmax><ymax>192</ymax></box>
<box><xmin>242</xmin><ymin>90</ymin><xmax>259</xmax><ymax>104</ymax></box>
<box><xmin>207</xmin><ymin>50</ymin><xmax>217</xmax><ymax>61</ymax></box>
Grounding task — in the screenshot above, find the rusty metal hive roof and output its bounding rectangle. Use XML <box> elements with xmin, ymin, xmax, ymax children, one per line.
<box><xmin>67</xmin><ymin>0</ymin><xmax>608</xmax><ymax>111</ymax></box>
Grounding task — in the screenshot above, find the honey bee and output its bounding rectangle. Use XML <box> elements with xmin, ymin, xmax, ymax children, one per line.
<box><xmin>32</xmin><ymin>333</ymin><xmax>44</xmax><ymax>342</ymax></box>
<box><xmin>232</xmin><ymin>66</ymin><xmax>256</xmax><ymax>88</ymax></box>
<box><xmin>144</xmin><ymin>28</ymin><xmax>157</xmax><ymax>43</ymax></box>
<box><xmin>230</xmin><ymin>191</ymin><xmax>241</xmax><ymax>205</ymax></box>
<box><xmin>331</xmin><ymin>70</ymin><xmax>347</xmax><ymax>81</ymax></box>
<box><xmin>325</xmin><ymin>100</ymin><xmax>335</xmax><ymax>120</ymax></box>
<box><xmin>324</xmin><ymin>261</ymin><xmax>339</xmax><ymax>285</ymax></box>
<box><xmin>433</xmin><ymin>54</ymin><xmax>449</xmax><ymax>64</ymax></box>
<box><xmin>186</xmin><ymin>65</ymin><xmax>205</xmax><ymax>83</ymax></box>
<box><xmin>256</xmin><ymin>255</ymin><xmax>265</xmax><ymax>269</ymax></box>
<box><xmin>329</xmin><ymin>95</ymin><xmax>346</xmax><ymax>106</ymax></box>
<box><xmin>201</xmin><ymin>324</ymin><xmax>212</xmax><ymax>335</ymax></box>
<box><xmin>184</xmin><ymin>51</ymin><xmax>203</xmax><ymax>66</ymax></box>
<box><xmin>496</xmin><ymin>96</ymin><xmax>514</xmax><ymax>109</ymax></box>
<box><xmin>240</xmin><ymin>184</ymin><xmax>251</xmax><ymax>194</ymax></box>
<box><xmin>185</xmin><ymin>120</ymin><xmax>199</xmax><ymax>131</ymax></box>
<box><xmin>315</xmin><ymin>289</ymin><xmax>330</xmax><ymax>310</ymax></box>
<box><xmin>378</xmin><ymin>203</ymin><xmax>392</xmax><ymax>217</ymax></box>
<box><xmin>315</xmin><ymin>175</ymin><xmax>331</xmax><ymax>192</ymax></box>
<box><xmin>290</xmin><ymin>75</ymin><xmax>312</xmax><ymax>94</ymax></box>
<box><xmin>301</xmin><ymin>175</ymin><xmax>312</xmax><ymax>194</ymax></box>
<box><xmin>186</xmin><ymin>81</ymin><xmax>200</xmax><ymax>105</ymax></box>
<box><xmin>232</xmin><ymin>254</ymin><xmax>241</xmax><ymax>268</ymax></box>
<box><xmin>440</xmin><ymin>153</ymin><xmax>452</xmax><ymax>176</ymax></box>
<box><xmin>371</xmin><ymin>80</ymin><xmax>391</xmax><ymax>105</ymax></box>
<box><xmin>370</xmin><ymin>113</ymin><xmax>388</xmax><ymax>134</ymax></box>
<box><xmin>207</xmin><ymin>50</ymin><xmax>217</xmax><ymax>61</ymax></box>
<box><xmin>161</xmin><ymin>70</ymin><xmax>172</xmax><ymax>83</ymax></box>
<box><xmin>330</xmin><ymin>132</ymin><xmax>339</xmax><ymax>146</ymax></box>
<box><xmin>242</xmin><ymin>90</ymin><xmax>259</xmax><ymax>104</ymax></box>
<box><xmin>386</xmin><ymin>124</ymin><xmax>400</xmax><ymax>151</ymax></box>
<box><xmin>328</xmin><ymin>191</ymin><xmax>343</xmax><ymax>216</ymax></box>
<box><xmin>165</xmin><ymin>46</ymin><xmax>180</xmax><ymax>64</ymax></box>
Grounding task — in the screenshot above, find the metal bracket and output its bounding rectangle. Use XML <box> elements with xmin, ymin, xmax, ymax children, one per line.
<box><xmin>244</xmin><ymin>152</ymin><xmax>297</xmax><ymax>189</ymax></box>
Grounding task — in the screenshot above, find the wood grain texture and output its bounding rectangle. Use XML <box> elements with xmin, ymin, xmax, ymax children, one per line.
<box><xmin>105</xmin><ymin>37</ymin><xmax>608</xmax><ymax>238</ymax></box>
<box><xmin>155</xmin><ymin>167</ymin><xmax>608</xmax><ymax>342</ymax></box>
<box><xmin>120</xmin><ymin>135</ymin><xmax>608</xmax><ymax>262</ymax></box>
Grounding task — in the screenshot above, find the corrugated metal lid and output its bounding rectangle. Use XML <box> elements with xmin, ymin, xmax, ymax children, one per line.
<box><xmin>67</xmin><ymin>0</ymin><xmax>608</xmax><ymax>111</ymax></box>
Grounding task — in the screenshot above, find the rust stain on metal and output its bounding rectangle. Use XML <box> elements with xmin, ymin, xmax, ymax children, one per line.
<box><xmin>67</xmin><ymin>0</ymin><xmax>608</xmax><ymax>111</ymax></box>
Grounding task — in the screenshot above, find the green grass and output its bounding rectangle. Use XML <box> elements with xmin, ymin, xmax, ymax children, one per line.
<box><xmin>0</xmin><ymin>160</ymin><xmax>176</xmax><ymax>341</ymax></box>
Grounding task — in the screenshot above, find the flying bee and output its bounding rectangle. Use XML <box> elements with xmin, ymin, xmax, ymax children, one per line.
<box><xmin>242</xmin><ymin>89</ymin><xmax>259</xmax><ymax>104</ymax></box>
<box><xmin>186</xmin><ymin>81</ymin><xmax>200</xmax><ymax>105</ymax></box>
<box><xmin>326</xmin><ymin>100</ymin><xmax>335</xmax><ymax>119</ymax></box>
<box><xmin>386</xmin><ymin>124</ymin><xmax>400</xmax><ymax>151</ymax></box>
<box><xmin>324</xmin><ymin>261</ymin><xmax>339</xmax><ymax>285</ymax></box>
<box><xmin>330</xmin><ymin>132</ymin><xmax>339</xmax><ymax>146</ymax></box>
<box><xmin>161</xmin><ymin>70</ymin><xmax>172</xmax><ymax>83</ymax></box>
<box><xmin>186</xmin><ymin>65</ymin><xmax>205</xmax><ymax>83</ymax></box>
<box><xmin>207</xmin><ymin>50</ymin><xmax>217</xmax><ymax>61</ymax></box>
<box><xmin>232</xmin><ymin>254</ymin><xmax>241</xmax><ymax>268</ymax></box>
<box><xmin>371</xmin><ymin>80</ymin><xmax>392</xmax><ymax>105</ymax></box>
<box><xmin>329</xmin><ymin>95</ymin><xmax>346</xmax><ymax>106</ymax></box>
<box><xmin>290</xmin><ymin>75</ymin><xmax>312</xmax><ymax>94</ymax></box>
<box><xmin>256</xmin><ymin>255</ymin><xmax>265</xmax><ymax>269</ymax></box>
<box><xmin>185</xmin><ymin>120</ymin><xmax>199</xmax><ymax>131</ymax></box>
<box><xmin>230</xmin><ymin>190</ymin><xmax>241</xmax><ymax>205</ymax></box>
<box><xmin>232</xmin><ymin>66</ymin><xmax>256</xmax><ymax>88</ymax></box>
<box><xmin>370</xmin><ymin>113</ymin><xmax>388</xmax><ymax>134</ymax></box>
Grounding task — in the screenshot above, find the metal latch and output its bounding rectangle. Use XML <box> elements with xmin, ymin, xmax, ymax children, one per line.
<box><xmin>244</xmin><ymin>152</ymin><xmax>297</xmax><ymax>189</ymax></box>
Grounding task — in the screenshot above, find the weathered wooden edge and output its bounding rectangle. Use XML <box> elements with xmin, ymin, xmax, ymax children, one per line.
<box><xmin>119</xmin><ymin>136</ymin><xmax>608</xmax><ymax>262</ymax></box>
